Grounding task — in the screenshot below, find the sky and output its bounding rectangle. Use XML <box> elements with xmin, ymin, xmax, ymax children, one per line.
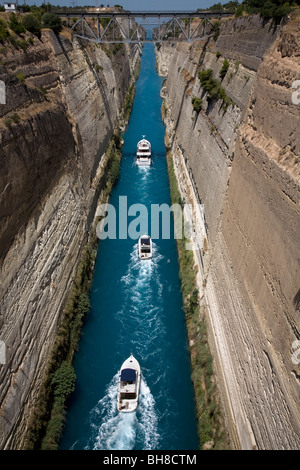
<box><xmin>14</xmin><ymin>0</ymin><xmax>233</xmax><ymax>10</ymax></box>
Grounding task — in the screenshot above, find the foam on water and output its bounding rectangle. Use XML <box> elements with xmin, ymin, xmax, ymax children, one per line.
<box><xmin>117</xmin><ymin>243</ymin><xmax>166</xmax><ymax>358</ymax></box>
<box><xmin>89</xmin><ymin>374</ymin><xmax>159</xmax><ymax>450</ymax></box>
<box><xmin>59</xmin><ymin>44</ymin><xmax>199</xmax><ymax>451</ymax></box>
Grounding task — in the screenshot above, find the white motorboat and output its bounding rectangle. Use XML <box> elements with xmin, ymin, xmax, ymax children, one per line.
<box><xmin>117</xmin><ymin>355</ymin><xmax>141</xmax><ymax>412</ymax></box>
<box><xmin>138</xmin><ymin>235</ymin><xmax>152</xmax><ymax>260</ymax></box>
<box><xmin>136</xmin><ymin>137</ymin><xmax>151</xmax><ymax>165</ymax></box>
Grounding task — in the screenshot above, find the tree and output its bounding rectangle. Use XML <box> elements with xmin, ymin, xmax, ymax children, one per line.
<box><xmin>42</xmin><ymin>13</ymin><xmax>62</xmax><ymax>34</ymax></box>
<box><xmin>219</xmin><ymin>59</ymin><xmax>230</xmax><ymax>79</ymax></box>
<box><xmin>22</xmin><ymin>14</ymin><xmax>41</xmax><ymax>36</ymax></box>
<box><xmin>192</xmin><ymin>97</ymin><xmax>203</xmax><ymax>113</ymax></box>
<box><xmin>51</xmin><ymin>361</ymin><xmax>76</xmax><ymax>404</ymax></box>
<box><xmin>0</xmin><ymin>19</ymin><xmax>8</xmax><ymax>41</ymax></box>
<box><xmin>9</xmin><ymin>13</ymin><xmax>26</xmax><ymax>35</ymax></box>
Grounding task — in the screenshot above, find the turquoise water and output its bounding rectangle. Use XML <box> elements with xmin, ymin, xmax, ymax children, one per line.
<box><xmin>60</xmin><ymin>44</ymin><xmax>199</xmax><ymax>451</ymax></box>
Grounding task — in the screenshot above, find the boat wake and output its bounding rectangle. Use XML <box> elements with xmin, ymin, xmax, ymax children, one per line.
<box><xmin>89</xmin><ymin>374</ymin><xmax>159</xmax><ymax>450</ymax></box>
<box><xmin>117</xmin><ymin>243</ymin><xmax>165</xmax><ymax>359</ymax></box>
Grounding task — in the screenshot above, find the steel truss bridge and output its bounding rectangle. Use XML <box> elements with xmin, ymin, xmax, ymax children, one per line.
<box><xmin>55</xmin><ymin>10</ymin><xmax>232</xmax><ymax>44</ymax></box>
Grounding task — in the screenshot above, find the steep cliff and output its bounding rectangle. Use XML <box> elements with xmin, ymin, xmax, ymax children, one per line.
<box><xmin>158</xmin><ymin>12</ymin><xmax>300</xmax><ymax>450</ymax></box>
<box><xmin>0</xmin><ymin>26</ymin><xmax>140</xmax><ymax>449</ymax></box>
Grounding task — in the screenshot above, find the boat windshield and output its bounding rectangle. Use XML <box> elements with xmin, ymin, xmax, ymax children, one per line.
<box><xmin>120</xmin><ymin>368</ymin><xmax>136</xmax><ymax>382</ymax></box>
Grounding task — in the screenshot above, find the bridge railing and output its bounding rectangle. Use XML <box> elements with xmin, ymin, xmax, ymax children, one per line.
<box><xmin>54</xmin><ymin>10</ymin><xmax>232</xmax><ymax>44</ymax></box>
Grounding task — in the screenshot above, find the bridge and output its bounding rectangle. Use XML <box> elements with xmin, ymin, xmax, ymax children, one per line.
<box><xmin>55</xmin><ymin>10</ymin><xmax>233</xmax><ymax>44</ymax></box>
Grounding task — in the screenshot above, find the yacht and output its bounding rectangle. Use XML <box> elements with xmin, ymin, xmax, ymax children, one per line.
<box><xmin>136</xmin><ymin>137</ymin><xmax>151</xmax><ymax>165</ymax></box>
<box><xmin>138</xmin><ymin>235</ymin><xmax>152</xmax><ymax>260</ymax></box>
<box><xmin>117</xmin><ymin>355</ymin><xmax>141</xmax><ymax>412</ymax></box>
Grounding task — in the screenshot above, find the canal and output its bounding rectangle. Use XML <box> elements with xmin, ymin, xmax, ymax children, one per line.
<box><xmin>60</xmin><ymin>43</ymin><xmax>199</xmax><ymax>451</ymax></box>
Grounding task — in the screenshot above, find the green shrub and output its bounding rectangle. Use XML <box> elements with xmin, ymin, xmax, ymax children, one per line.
<box><xmin>235</xmin><ymin>5</ymin><xmax>245</xmax><ymax>17</ymax></box>
<box><xmin>216</xmin><ymin>51</ymin><xmax>221</xmax><ymax>58</ymax></box>
<box><xmin>198</xmin><ymin>68</ymin><xmax>234</xmax><ymax>111</ymax></box>
<box><xmin>11</xmin><ymin>112</ymin><xmax>21</xmax><ymax>123</ymax></box>
<box><xmin>16</xmin><ymin>71</ymin><xmax>25</xmax><ymax>81</ymax></box>
<box><xmin>39</xmin><ymin>86</ymin><xmax>48</xmax><ymax>96</ymax></box>
<box><xmin>0</xmin><ymin>19</ymin><xmax>8</xmax><ymax>41</ymax></box>
<box><xmin>243</xmin><ymin>0</ymin><xmax>293</xmax><ymax>23</ymax></box>
<box><xmin>191</xmin><ymin>97</ymin><xmax>203</xmax><ymax>113</ymax></box>
<box><xmin>212</xmin><ymin>21</ymin><xmax>220</xmax><ymax>41</ymax></box>
<box><xmin>42</xmin><ymin>13</ymin><xmax>62</xmax><ymax>34</ymax></box>
<box><xmin>166</xmin><ymin>149</ymin><xmax>231</xmax><ymax>449</ymax></box>
<box><xmin>16</xmin><ymin>39</ymin><xmax>29</xmax><ymax>51</ymax></box>
<box><xmin>51</xmin><ymin>361</ymin><xmax>76</xmax><ymax>404</ymax></box>
<box><xmin>4</xmin><ymin>118</ymin><xmax>12</xmax><ymax>128</ymax></box>
<box><xmin>22</xmin><ymin>14</ymin><xmax>41</xmax><ymax>36</ymax></box>
<box><xmin>123</xmin><ymin>84</ymin><xmax>135</xmax><ymax>123</ymax></box>
<box><xmin>9</xmin><ymin>13</ymin><xmax>26</xmax><ymax>35</ymax></box>
<box><xmin>76</xmin><ymin>292</ymin><xmax>90</xmax><ymax>316</ymax></box>
<box><xmin>108</xmin><ymin>148</ymin><xmax>122</xmax><ymax>186</ymax></box>
<box><xmin>198</xmin><ymin>68</ymin><xmax>214</xmax><ymax>88</ymax></box>
<box><xmin>219</xmin><ymin>59</ymin><xmax>230</xmax><ymax>79</ymax></box>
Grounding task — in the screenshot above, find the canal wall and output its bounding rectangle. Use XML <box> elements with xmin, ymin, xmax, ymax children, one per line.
<box><xmin>0</xmin><ymin>28</ymin><xmax>140</xmax><ymax>449</ymax></box>
<box><xmin>158</xmin><ymin>12</ymin><xmax>300</xmax><ymax>449</ymax></box>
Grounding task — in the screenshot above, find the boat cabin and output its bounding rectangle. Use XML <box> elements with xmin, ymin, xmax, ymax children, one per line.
<box><xmin>119</xmin><ymin>368</ymin><xmax>137</xmax><ymax>399</ymax></box>
<box><xmin>140</xmin><ymin>237</ymin><xmax>151</xmax><ymax>254</ymax></box>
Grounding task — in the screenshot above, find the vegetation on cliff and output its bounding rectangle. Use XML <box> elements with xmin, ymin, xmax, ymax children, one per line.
<box><xmin>204</xmin><ymin>0</ymin><xmax>299</xmax><ymax>23</ymax></box>
<box><xmin>165</xmin><ymin>142</ymin><xmax>231</xmax><ymax>450</ymax></box>
<box><xmin>197</xmin><ymin>68</ymin><xmax>234</xmax><ymax>112</ymax></box>
<box><xmin>23</xmin><ymin>132</ymin><xmax>124</xmax><ymax>450</ymax></box>
<box><xmin>0</xmin><ymin>10</ymin><xmax>62</xmax><ymax>49</ymax></box>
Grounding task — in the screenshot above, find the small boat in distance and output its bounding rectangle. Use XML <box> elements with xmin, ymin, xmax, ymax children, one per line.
<box><xmin>138</xmin><ymin>235</ymin><xmax>153</xmax><ymax>260</ymax></box>
<box><xmin>136</xmin><ymin>137</ymin><xmax>151</xmax><ymax>166</ymax></box>
<box><xmin>117</xmin><ymin>355</ymin><xmax>141</xmax><ymax>412</ymax></box>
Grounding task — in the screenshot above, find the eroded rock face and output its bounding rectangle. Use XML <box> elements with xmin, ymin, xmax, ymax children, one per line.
<box><xmin>158</xmin><ymin>12</ymin><xmax>300</xmax><ymax>449</ymax></box>
<box><xmin>0</xmin><ymin>29</ymin><xmax>139</xmax><ymax>449</ymax></box>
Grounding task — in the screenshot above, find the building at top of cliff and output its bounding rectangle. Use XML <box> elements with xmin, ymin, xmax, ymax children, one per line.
<box><xmin>4</xmin><ymin>2</ymin><xmax>17</xmax><ymax>11</ymax></box>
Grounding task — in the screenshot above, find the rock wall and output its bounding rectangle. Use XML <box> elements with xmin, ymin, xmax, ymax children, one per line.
<box><xmin>0</xmin><ymin>28</ymin><xmax>140</xmax><ymax>449</ymax></box>
<box><xmin>158</xmin><ymin>13</ymin><xmax>300</xmax><ymax>449</ymax></box>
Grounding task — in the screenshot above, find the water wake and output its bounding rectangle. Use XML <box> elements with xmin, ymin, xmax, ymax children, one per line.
<box><xmin>117</xmin><ymin>243</ymin><xmax>165</xmax><ymax>359</ymax></box>
<box><xmin>90</xmin><ymin>374</ymin><xmax>159</xmax><ymax>450</ymax></box>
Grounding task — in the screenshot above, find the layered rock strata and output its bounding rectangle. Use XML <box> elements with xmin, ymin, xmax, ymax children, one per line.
<box><xmin>0</xmin><ymin>28</ymin><xmax>140</xmax><ymax>449</ymax></box>
<box><xmin>158</xmin><ymin>13</ymin><xmax>300</xmax><ymax>449</ymax></box>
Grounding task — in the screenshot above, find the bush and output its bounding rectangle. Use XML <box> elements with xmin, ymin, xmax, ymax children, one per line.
<box><xmin>42</xmin><ymin>13</ymin><xmax>62</xmax><ymax>34</ymax></box>
<box><xmin>192</xmin><ymin>97</ymin><xmax>203</xmax><ymax>113</ymax></box>
<box><xmin>198</xmin><ymin>68</ymin><xmax>234</xmax><ymax>111</ymax></box>
<box><xmin>219</xmin><ymin>59</ymin><xmax>230</xmax><ymax>80</ymax></box>
<box><xmin>76</xmin><ymin>292</ymin><xmax>90</xmax><ymax>316</ymax></box>
<box><xmin>0</xmin><ymin>19</ymin><xmax>8</xmax><ymax>41</ymax></box>
<box><xmin>235</xmin><ymin>5</ymin><xmax>245</xmax><ymax>17</ymax></box>
<box><xmin>244</xmin><ymin>0</ymin><xmax>294</xmax><ymax>23</ymax></box>
<box><xmin>16</xmin><ymin>71</ymin><xmax>26</xmax><ymax>81</ymax></box>
<box><xmin>9</xmin><ymin>13</ymin><xmax>26</xmax><ymax>35</ymax></box>
<box><xmin>272</xmin><ymin>3</ymin><xmax>293</xmax><ymax>22</ymax></box>
<box><xmin>11</xmin><ymin>112</ymin><xmax>21</xmax><ymax>123</ymax></box>
<box><xmin>212</xmin><ymin>21</ymin><xmax>220</xmax><ymax>41</ymax></box>
<box><xmin>4</xmin><ymin>118</ymin><xmax>12</xmax><ymax>128</ymax></box>
<box><xmin>51</xmin><ymin>361</ymin><xmax>76</xmax><ymax>404</ymax></box>
<box><xmin>22</xmin><ymin>14</ymin><xmax>41</xmax><ymax>36</ymax></box>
